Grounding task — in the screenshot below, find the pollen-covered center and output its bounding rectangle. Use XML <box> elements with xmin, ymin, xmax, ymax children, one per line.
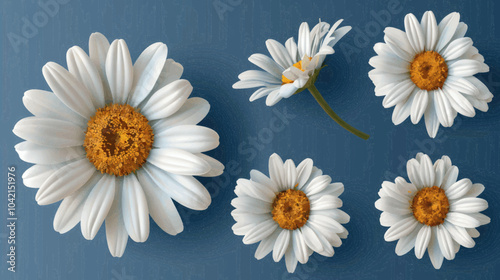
<box><xmin>411</xmin><ymin>186</ymin><xmax>449</xmax><ymax>226</ymax></box>
<box><xmin>281</xmin><ymin>57</ymin><xmax>312</xmax><ymax>85</ymax></box>
<box><xmin>272</xmin><ymin>188</ymin><xmax>310</xmax><ymax>230</ymax></box>
<box><xmin>410</xmin><ymin>51</ymin><xmax>448</xmax><ymax>91</ymax></box>
<box><xmin>84</xmin><ymin>104</ymin><xmax>154</xmax><ymax>177</ymax></box>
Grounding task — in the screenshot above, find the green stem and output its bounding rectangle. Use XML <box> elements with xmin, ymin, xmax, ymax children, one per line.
<box><xmin>308</xmin><ymin>84</ymin><xmax>370</xmax><ymax>140</ymax></box>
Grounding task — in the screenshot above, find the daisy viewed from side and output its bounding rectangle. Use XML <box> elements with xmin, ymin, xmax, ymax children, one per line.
<box><xmin>231</xmin><ymin>153</ymin><xmax>349</xmax><ymax>273</ymax></box>
<box><xmin>369</xmin><ymin>11</ymin><xmax>492</xmax><ymax>138</ymax></box>
<box><xmin>13</xmin><ymin>32</ymin><xmax>224</xmax><ymax>257</ymax></box>
<box><xmin>375</xmin><ymin>153</ymin><xmax>490</xmax><ymax>269</ymax></box>
<box><xmin>233</xmin><ymin>19</ymin><xmax>370</xmax><ymax>140</ymax></box>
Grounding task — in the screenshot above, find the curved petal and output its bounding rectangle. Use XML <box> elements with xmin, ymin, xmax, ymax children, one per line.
<box><xmin>410</xmin><ymin>89</ymin><xmax>429</xmax><ymax>124</ymax></box>
<box><xmin>13</xmin><ymin>117</ymin><xmax>84</xmax><ymax>148</ymax></box>
<box><xmin>414</xmin><ymin>225</ymin><xmax>431</xmax><ymax>259</ymax></box>
<box><xmin>141</xmin><ymin>79</ymin><xmax>192</xmax><ymax>120</ymax></box>
<box><xmin>384</xmin><ymin>216</ymin><xmax>418</xmax><ymax>242</ymax></box>
<box><xmin>273</xmin><ymin>229</ymin><xmax>291</xmax><ymax>262</ymax></box>
<box><xmin>105</xmin><ymin>39</ymin><xmax>133</xmax><ymax>104</ymax></box>
<box><xmin>434</xmin><ymin>88</ymin><xmax>455</xmax><ymax>127</ymax></box>
<box><xmin>446</xmin><ymin>178</ymin><xmax>472</xmax><ymax>200</ymax></box>
<box><xmin>36</xmin><ymin>158</ymin><xmax>96</xmax><ymax>205</ymax></box>
<box><xmin>128</xmin><ymin>43</ymin><xmax>168</xmax><ymax>107</ymax></box>
<box><xmin>150</xmin><ymin>98</ymin><xmax>209</xmax><ymax>134</ymax></box>
<box><xmin>81</xmin><ymin>175</ymin><xmax>116</xmax><ymax>240</ymax></box>
<box><xmin>375</xmin><ymin>197</ymin><xmax>412</xmax><ymax>215</ymax></box>
<box><xmin>435</xmin><ymin>12</ymin><xmax>460</xmax><ymax>52</ymax></box>
<box><xmin>405</xmin><ymin>13</ymin><xmax>425</xmax><ymax>53</ymax></box>
<box><xmin>254</xmin><ymin>229</ymin><xmax>280</xmax><ymax>260</ymax></box>
<box><xmin>147</xmin><ymin>148</ymin><xmax>211</xmax><ymax>176</ymax></box>
<box><xmin>151</xmin><ymin>58</ymin><xmax>184</xmax><ymax>93</ymax></box>
<box><xmin>382</xmin><ymin>79</ymin><xmax>415</xmax><ymax>108</ymax></box>
<box><xmin>436</xmin><ymin>225</ymin><xmax>455</xmax><ymax>260</ymax></box>
<box><xmin>235</xmin><ymin>178</ymin><xmax>275</xmax><ymax>203</ymax></box>
<box><xmin>154</xmin><ymin>125</ymin><xmax>219</xmax><ymax>153</ymax></box>
<box><xmin>419</xmin><ymin>154</ymin><xmax>435</xmax><ymax>188</ymax></box>
<box><xmin>22</xmin><ymin>164</ymin><xmax>60</xmax><ymax>188</ymax></box>
<box><xmin>428</xmin><ymin>227</ymin><xmax>444</xmax><ymax>269</ymax></box>
<box><xmin>424</xmin><ymin>91</ymin><xmax>440</xmax><ymax>138</ymax></box>
<box><xmin>368</xmin><ymin>56</ymin><xmax>410</xmax><ymax>74</ymax></box>
<box><xmin>448</xmin><ymin>59</ymin><xmax>486</xmax><ymax>77</ymax></box>
<box><xmin>421</xmin><ymin>11</ymin><xmax>438</xmax><ymax>51</ymax></box>
<box><xmin>441</xmin><ymin>37</ymin><xmax>473</xmax><ymax>61</ymax></box>
<box><xmin>66</xmin><ymin>46</ymin><xmax>105</xmax><ymax>108</ymax></box>
<box><xmin>284</xmin><ymin>244</ymin><xmax>298</xmax><ymax>273</ymax></box>
<box><xmin>89</xmin><ymin>32</ymin><xmax>111</xmax><ymax>102</ymax></box>
<box><xmin>296</xmin><ymin>158</ymin><xmax>313</xmax><ymax>189</ymax></box>
<box><xmin>42</xmin><ymin>62</ymin><xmax>96</xmax><ymax>118</ymax></box>
<box><xmin>303</xmin><ymin>175</ymin><xmax>331</xmax><ymax>196</ymax></box>
<box><xmin>392</xmin><ymin>87</ymin><xmax>416</xmax><ymax>125</ymax></box>
<box><xmin>139</xmin><ymin>163</ymin><xmax>211</xmax><ymax>210</ymax></box>
<box><xmin>250</xmin><ymin>169</ymin><xmax>279</xmax><ymax>194</ymax></box>
<box><xmin>269</xmin><ymin>153</ymin><xmax>285</xmax><ymax>191</ymax></box>
<box><xmin>395</xmin><ymin>224</ymin><xmax>420</xmax><ymax>256</ymax></box>
<box><xmin>292</xmin><ymin>229</ymin><xmax>308</xmax><ymax>264</ymax></box>
<box><xmin>446</xmin><ymin>212</ymin><xmax>480</xmax><ymax>228</ymax></box>
<box><xmin>105</xmin><ymin>184</ymin><xmax>128</xmax><ymax>257</ymax></box>
<box><xmin>297</xmin><ymin>22</ymin><xmax>311</xmax><ymax>58</ymax></box>
<box><xmin>22</xmin><ymin>89</ymin><xmax>87</xmax><ymax>127</ymax></box>
<box><xmin>285</xmin><ymin>37</ymin><xmax>299</xmax><ymax>63</ymax></box>
<box><xmin>443</xmin><ymin>221</ymin><xmax>475</xmax><ymax>248</ymax></box>
<box><xmin>384</xmin><ymin>27</ymin><xmax>414</xmax><ymax>61</ymax></box>
<box><xmin>265</xmin><ymin>39</ymin><xmax>294</xmax><ymax>69</ymax></box>
<box><xmin>243</xmin><ymin>219</ymin><xmax>278</xmax><ymax>245</ymax></box>
<box><xmin>442</xmin><ymin>86</ymin><xmax>475</xmax><ymax>117</ymax></box>
<box><xmin>15</xmin><ymin>141</ymin><xmax>84</xmax><ymax>165</ymax></box>
<box><xmin>248</xmin><ymin>53</ymin><xmax>283</xmax><ymax>79</ymax></box>
<box><xmin>121</xmin><ymin>174</ymin><xmax>150</xmax><ymax>242</ymax></box>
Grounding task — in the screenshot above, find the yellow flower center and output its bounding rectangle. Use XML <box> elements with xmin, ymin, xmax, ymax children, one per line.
<box><xmin>411</xmin><ymin>186</ymin><xmax>449</xmax><ymax>226</ymax></box>
<box><xmin>281</xmin><ymin>57</ymin><xmax>312</xmax><ymax>85</ymax></box>
<box><xmin>410</xmin><ymin>51</ymin><xmax>448</xmax><ymax>91</ymax></box>
<box><xmin>84</xmin><ymin>104</ymin><xmax>154</xmax><ymax>177</ymax></box>
<box><xmin>272</xmin><ymin>188</ymin><xmax>310</xmax><ymax>230</ymax></box>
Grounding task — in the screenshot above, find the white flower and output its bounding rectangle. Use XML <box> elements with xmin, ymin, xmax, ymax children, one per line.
<box><xmin>375</xmin><ymin>153</ymin><xmax>490</xmax><ymax>269</ymax></box>
<box><xmin>231</xmin><ymin>153</ymin><xmax>349</xmax><ymax>273</ymax></box>
<box><xmin>233</xmin><ymin>19</ymin><xmax>351</xmax><ymax>106</ymax></box>
<box><xmin>369</xmin><ymin>11</ymin><xmax>492</xmax><ymax>138</ymax></box>
<box><xmin>13</xmin><ymin>32</ymin><xmax>224</xmax><ymax>257</ymax></box>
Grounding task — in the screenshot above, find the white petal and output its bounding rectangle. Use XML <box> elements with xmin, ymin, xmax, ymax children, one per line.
<box><xmin>466</xmin><ymin>228</ymin><xmax>480</xmax><ymax>238</ymax></box>
<box><xmin>81</xmin><ymin>175</ymin><xmax>116</xmax><ymax>240</ymax></box>
<box><xmin>446</xmin><ymin>178</ymin><xmax>472</xmax><ymax>200</ymax></box>
<box><xmin>446</xmin><ymin>212</ymin><xmax>480</xmax><ymax>228</ymax></box>
<box><xmin>292</xmin><ymin>229</ymin><xmax>308</xmax><ymax>264</ymax></box>
<box><xmin>269</xmin><ymin>153</ymin><xmax>285</xmax><ymax>191</ymax></box>
<box><xmin>465</xmin><ymin>183</ymin><xmax>485</xmax><ymax>198</ymax></box>
<box><xmin>384</xmin><ymin>216</ymin><xmax>418</xmax><ymax>242</ymax></box>
<box><xmin>435</xmin><ymin>12</ymin><xmax>460</xmax><ymax>52</ymax></box>
<box><xmin>231</xmin><ymin>197</ymin><xmax>271</xmax><ymax>215</ymax></box>
<box><xmin>283</xmin><ymin>159</ymin><xmax>297</xmax><ymax>189</ymax></box>
<box><xmin>300</xmin><ymin>224</ymin><xmax>323</xmax><ymax>252</ymax></box>
<box><xmin>238</xmin><ymin>70</ymin><xmax>281</xmax><ymax>85</ymax></box>
<box><xmin>42</xmin><ymin>62</ymin><xmax>95</xmax><ymax>118</ymax></box>
<box><xmin>105</xmin><ymin>184</ymin><xmax>129</xmax><ymax>257</ymax></box>
<box><xmin>380</xmin><ymin>212</ymin><xmax>410</xmax><ymax>227</ymax></box>
<box><xmin>22</xmin><ymin>164</ymin><xmax>59</xmax><ymax>188</ymax></box>
<box><xmin>384</xmin><ymin>27</ymin><xmax>414</xmax><ymax>61</ymax></box>
<box><xmin>265</xmin><ymin>89</ymin><xmax>283</xmax><ymax>106</ymax></box>
<box><xmin>13</xmin><ymin>117</ymin><xmax>84</xmax><ymax>148</ymax></box>
<box><xmin>279</xmin><ymin>83</ymin><xmax>298</xmax><ymax>99</ymax></box>
<box><xmin>395</xmin><ymin>225</ymin><xmax>420</xmax><ymax>256</ymax></box>
<box><xmin>434</xmin><ymin>160</ymin><xmax>446</xmax><ymax>187</ymax></box>
<box><xmin>465</xmin><ymin>76</ymin><xmax>493</xmax><ymax>101</ymax></box>
<box><xmin>468</xmin><ymin>213</ymin><xmax>490</xmax><ymax>226</ymax></box>
<box><xmin>443</xmin><ymin>221</ymin><xmax>475</xmax><ymax>248</ymax></box>
<box><xmin>405</xmin><ymin>13</ymin><xmax>425</xmax><ymax>53</ymax></box>
<box><xmin>383</xmin><ymin>79</ymin><xmax>415</xmax><ymax>108</ymax></box>
<box><xmin>121</xmin><ymin>174</ymin><xmax>150</xmax><ymax>242</ymax></box>
<box><xmin>128</xmin><ymin>43</ymin><xmax>168</xmax><ymax>107</ymax></box>
<box><xmin>151</xmin><ymin>97</ymin><xmax>209</xmax><ymax>132</ymax></box>
<box><xmin>310</xmin><ymin>195</ymin><xmax>342</xmax><ymax>210</ymax></box>
<box><xmin>66</xmin><ymin>46</ymin><xmax>105</xmax><ymax>108</ymax></box>
<box><xmin>249</xmin><ymin>87</ymin><xmax>275</xmax><ymax>102</ymax></box>
<box><xmin>428</xmin><ymin>228</ymin><xmax>444</xmax><ymax>269</ymax></box>
<box><xmin>89</xmin><ymin>32</ymin><xmax>111</xmax><ymax>102</ymax></box>
<box><xmin>243</xmin><ymin>219</ymin><xmax>278</xmax><ymax>245</ymax></box>
<box><xmin>105</xmin><ymin>39</ymin><xmax>133</xmax><ymax>104</ymax></box>
<box><xmin>53</xmin><ymin>173</ymin><xmax>101</xmax><ymax>234</ymax></box>
<box><xmin>15</xmin><ymin>141</ymin><xmax>84</xmax><ymax>165</ymax></box>
<box><xmin>140</xmin><ymin>163</ymin><xmax>211</xmax><ymax>210</ymax></box>
<box><xmin>436</xmin><ymin>225</ymin><xmax>455</xmax><ymax>260</ymax></box>
<box><xmin>152</xmin><ymin>58</ymin><xmax>184</xmax><ymax>93</ymax></box>
<box><xmin>368</xmin><ymin>56</ymin><xmax>410</xmax><ymax>74</ymax></box>
<box><xmin>297</xmin><ymin>22</ymin><xmax>311</xmax><ymax>58</ymax></box>
<box><xmin>234</xmin><ymin>178</ymin><xmax>275</xmax><ymax>203</ymax></box>
<box><xmin>369</xmin><ymin>70</ymin><xmax>408</xmax><ymax>89</ymax></box>
<box><xmin>419</xmin><ymin>154</ymin><xmax>435</xmax><ymax>188</ymax></box>
<box><xmin>36</xmin><ymin>158</ymin><xmax>95</xmax><ymax>205</ymax></box>
<box><xmin>273</xmin><ymin>229</ymin><xmax>291</xmax><ymax>262</ymax></box>
<box><xmin>147</xmin><ymin>148</ymin><xmax>210</xmax><ymax>176</ymax></box>
<box><xmin>154</xmin><ymin>124</ymin><xmax>219</xmax><ymax>153</ymax></box>
<box><xmin>424</xmin><ymin>92</ymin><xmax>440</xmax><ymax>138</ymax></box>
<box><xmin>442</xmin><ymin>86</ymin><xmax>475</xmax><ymax>117</ymax></box>
<box><xmin>375</xmin><ymin>197</ymin><xmax>411</xmax><ymax>215</ymax></box>
<box><xmin>141</xmin><ymin>79</ymin><xmax>192</xmax><ymax>120</ymax></box>
<box><xmin>250</xmin><ymin>169</ymin><xmax>279</xmax><ymax>194</ymax></box>
<box><xmin>450</xmin><ymin>197</ymin><xmax>488</xmax><ymax>213</ymax></box>
<box><xmin>444</xmin><ymin>76</ymin><xmax>479</xmax><ymax>96</ymax></box>
<box><xmin>139</xmin><ymin>171</ymin><xmax>183</xmax><ymax>235</ymax></box>
<box><xmin>406</xmin><ymin>158</ymin><xmax>423</xmax><ymax>188</ymax></box>
<box><xmin>303</xmin><ymin>175</ymin><xmax>331</xmax><ymax>196</ymax></box>
<box><xmin>448</xmin><ymin>59</ymin><xmax>485</xmax><ymax>77</ymax></box>
<box><xmin>441</xmin><ymin>37</ymin><xmax>473</xmax><ymax>61</ymax></box>
<box><xmin>421</xmin><ymin>11</ymin><xmax>439</xmax><ymax>51</ymax></box>
<box><xmin>266</xmin><ymin>39</ymin><xmax>294</xmax><ymax>69</ymax></box>
<box><xmin>254</xmin><ymin>229</ymin><xmax>280</xmax><ymax>260</ymax></box>
<box><xmin>285</xmin><ymin>37</ymin><xmax>299</xmax><ymax>63</ymax></box>
<box><xmin>410</xmin><ymin>89</ymin><xmax>429</xmax><ymax>124</ymax></box>
<box><xmin>196</xmin><ymin>154</ymin><xmax>224</xmax><ymax>177</ymax></box>
<box><xmin>284</xmin><ymin>245</ymin><xmax>298</xmax><ymax>273</ymax></box>
<box><xmin>308</xmin><ymin>214</ymin><xmax>345</xmax><ymax>234</ymax></box>
<box><xmin>248</xmin><ymin>53</ymin><xmax>283</xmax><ymax>79</ymax></box>
<box><xmin>414</xmin><ymin>225</ymin><xmax>431</xmax><ymax>259</ymax></box>
<box><xmin>22</xmin><ymin>90</ymin><xmax>86</xmax><ymax>128</ymax></box>
<box><xmin>296</xmin><ymin>158</ymin><xmax>313</xmax><ymax>189</ymax></box>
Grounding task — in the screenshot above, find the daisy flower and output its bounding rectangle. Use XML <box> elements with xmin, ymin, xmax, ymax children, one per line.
<box><xmin>375</xmin><ymin>153</ymin><xmax>490</xmax><ymax>269</ymax></box>
<box><xmin>231</xmin><ymin>153</ymin><xmax>349</xmax><ymax>273</ymax></box>
<box><xmin>233</xmin><ymin>19</ymin><xmax>370</xmax><ymax>140</ymax></box>
<box><xmin>13</xmin><ymin>32</ymin><xmax>224</xmax><ymax>257</ymax></box>
<box><xmin>369</xmin><ymin>11</ymin><xmax>492</xmax><ymax>138</ymax></box>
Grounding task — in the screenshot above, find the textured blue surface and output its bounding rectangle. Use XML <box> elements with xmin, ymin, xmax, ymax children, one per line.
<box><xmin>1</xmin><ymin>0</ymin><xmax>499</xmax><ymax>279</ymax></box>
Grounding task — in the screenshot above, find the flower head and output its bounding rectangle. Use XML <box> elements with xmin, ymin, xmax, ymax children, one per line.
<box><xmin>13</xmin><ymin>32</ymin><xmax>224</xmax><ymax>257</ymax></box>
<box><xmin>375</xmin><ymin>153</ymin><xmax>490</xmax><ymax>269</ymax></box>
<box><xmin>231</xmin><ymin>153</ymin><xmax>349</xmax><ymax>273</ymax></box>
<box><xmin>369</xmin><ymin>11</ymin><xmax>492</xmax><ymax>138</ymax></box>
<box><xmin>233</xmin><ymin>19</ymin><xmax>351</xmax><ymax>106</ymax></box>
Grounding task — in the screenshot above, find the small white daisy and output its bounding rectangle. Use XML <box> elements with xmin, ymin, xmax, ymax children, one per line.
<box><xmin>231</xmin><ymin>153</ymin><xmax>349</xmax><ymax>273</ymax></box>
<box><xmin>369</xmin><ymin>11</ymin><xmax>492</xmax><ymax>138</ymax></box>
<box><xmin>375</xmin><ymin>153</ymin><xmax>490</xmax><ymax>269</ymax></box>
<box><xmin>14</xmin><ymin>32</ymin><xmax>224</xmax><ymax>257</ymax></box>
<box><xmin>233</xmin><ymin>20</ymin><xmax>369</xmax><ymax>139</ymax></box>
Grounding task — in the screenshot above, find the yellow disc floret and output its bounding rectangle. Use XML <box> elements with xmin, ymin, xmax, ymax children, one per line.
<box><xmin>84</xmin><ymin>104</ymin><xmax>154</xmax><ymax>177</ymax></box>
<box><xmin>410</xmin><ymin>51</ymin><xmax>448</xmax><ymax>91</ymax></box>
<box><xmin>272</xmin><ymin>188</ymin><xmax>310</xmax><ymax>230</ymax></box>
<box><xmin>411</xmin><ymin>186</ymin><xmax>449</xmax><ymax>226</ymax></box>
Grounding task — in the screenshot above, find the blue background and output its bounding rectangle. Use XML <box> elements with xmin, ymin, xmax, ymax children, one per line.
<box><xmin>1</xmin><ymin>0</ymin><xmax>499</xmax><ymax>279</ymax></box>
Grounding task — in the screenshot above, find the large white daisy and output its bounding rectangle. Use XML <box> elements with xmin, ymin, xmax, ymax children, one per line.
<box><xmin>369</xmin><ymin>11</ymin><xmax>492</xmax><ymax>138</ymax></box>
<box><xmin>375</xmin><ymin>153</ymin><xmax>490</xmax><ymax>269</ymax></box>
<box><xmin>231</xmin><ymin>153</ymin><xmax>349</xmax><ymax>273</ymax></box>
<box><xmin>233</xmin><ymin>20</ymin><xmax>369</xmax><ymax>140</ymax></box>
<box><xmin>13</xmin><ymin>32</ymin><xmax>224</xmax><ymax>257</ymax></box>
